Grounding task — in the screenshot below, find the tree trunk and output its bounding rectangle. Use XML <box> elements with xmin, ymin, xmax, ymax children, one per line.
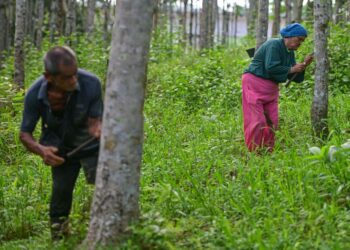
<box><xmin>183</xmin><ymin>0</ymin><xmax>188</xmax><ymax>46</ymax></box>
<box><xmin>247</xmin><ymin>0</ymin><xmax>257</xmax><ymax>37</ymax></box>
<box><xmin>311</xmin><ymin>0</ymin><xmax>331</xmax><ymax>139</ymax></box>
<box><xmin>285</xmin><ymin>0</ymin><xmax>292</xmax><ymax>24</ymax></box>
<box><xmin>49</xmin><ymin>0</ymin><xmax>58</xmax><ymax>42</ymax></box>
<box><xmin>292</xmin><ymin>0</ymin><xmax>303</xmax><ymax>23</ymax></box>
<box><xmin>334</xmin><ymin>0</ymin><xmax>346</xmax><ymax>24</ymax></box>
<box><xmin>272</xmin><ymin>0</ymin><xmax>281</xmax><ymax>36</ymax></box>
<box><xmin>65</xmin><ymin>0</ymin><xmax>76</xmax><ymax>37</ymax></box>
<box><xmin>35</xmin><ymin>0</ymin><xmax>44</xmax><ymax>49</ymax></box>
<box><xmin>256</xmin><ymin>0</ymin><xmax>269</xmax><ymax>50</ymax></box>
<box><xmin>0</xmin><ymin>0</ymin><xmax>8</xmax><ymax>55</ymax></box>
<box><xmin>5</xmin><ymin>1</ymin><xmax>15</xmax><ymax>50</ymax></box>
<box><xmin>169</xmin><ymin>0</ymin><xmax>174</xmax><ymax>54</ymax></box>
<box><xmin>86</xmin><ymin>0</ymin><xmax>96</xmax><ymax>37</ymax></box>
<box><xmin>189</xmin><ymin>0</ymin><xmax>194</xmax><ymax>46</ymax></box>
<box><xmin>85</xmin><ymin>0</ymin><xmax>153</xmax><ymax>248</ymax></box>
<box><xmin>348</xmin><ymin>0</ymin><xmax>350</xmax><ymax>21</ymax></box>
<box><xmin>200</xmin><ymin>0</ymin><xmax>217</xmax><ymax>49</ymax></box>
<box><xmin>14</xmin><ymin>0</ymin><xmax>26</xmax><ymax>90</ymax></box>
<box><xmin>233</xmin><ymin>3</ymin><xmax>238</xmax><ymax>45</ymax></box>
<box><xmin>25</xmin><ymin>0</ymin><xmax>34</xmax><ymax>43</ymax></box>
<box><xmin>102</xmin><ymin>0</ymin><xmax>112</xmax><ymax>44</ymax></box>
<box><xmin>221</xmin><ymin>2</ymin><xmax>229</xmax><ymax>46</ymax></box>
<box><xmin>305</xmin><ymin>0</ymin><xmax>314</xmax><ymax>21</ymax></box>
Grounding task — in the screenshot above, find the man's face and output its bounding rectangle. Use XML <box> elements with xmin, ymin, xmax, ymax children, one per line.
<box><xmin>284</xmin><ymin>36</ymin><xmax>306</xmax><ymax>50</ymax></box>
<box><xmin>45</xmin><ymin>63</ymin><xmax>78</xmax><ymax>92</ymax></box>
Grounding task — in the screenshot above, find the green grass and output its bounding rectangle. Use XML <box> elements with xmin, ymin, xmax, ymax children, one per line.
<box><xmin>1</xmin><ymin>34</ymin><xmax>350</xmax><ymax>249</ymax></box>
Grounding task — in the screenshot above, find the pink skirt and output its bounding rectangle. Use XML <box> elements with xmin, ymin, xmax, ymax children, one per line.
<box><xmin>242</xmin><ymin>73</ymin><xmax>279</xmax><ymax>151</ymax></box>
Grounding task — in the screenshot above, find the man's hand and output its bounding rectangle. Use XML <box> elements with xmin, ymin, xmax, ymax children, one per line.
<box><xmin>39</xmin><ymin>145</ymin><xmax>65</xmax><ymax>166</ymax></box>
<box><xmin>88</xmin><ymin>118</ymin><xmax>102</xmax><ymax>139</ymax></box>
<box><xmin>20</xmin><ymin>132</ymin><xmax>65</xmax><ymax>167</ymax></box>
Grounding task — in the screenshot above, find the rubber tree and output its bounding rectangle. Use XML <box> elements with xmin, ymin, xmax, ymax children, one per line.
<box><xmin>85</xmin><ymin>0</ymin><xmax>154</xmax><ymax>248</ymax></box>
<box><xmin>311</xmin><ymin>0</ymin><xmax>331</xmax><ymax>138</ymax></box>
<box><xmin>256</xmin><ymin>0</ymin><xmax>269</xmax><ymax>50</ymax></box>
<box><xmin>272</xmin><ymin>0</ymin><xmax>281</xmax><ymax>36</ymax></box>
<box><xmin>285</xmin><ymin>0</ymin><xmax>292</xmax><ymax>23</ymax></box>
<box><xmin>35</xmin><ymin>0</ymin><xmax>44</xmax><ymax>49</ymax></box>
<box><xmin>247</xmin><ymin>0</ymin><xmax>257</xmax><ymax>37</ymax></box>
<box><xmin>200</xmin><ymin>0</ymin><xmax>218</xmax><ymax>49</ymax></box>
<box><xmin>14</xmin><ymin>0</ymin><xmax>26</xmax><ymax>89</ymax></box>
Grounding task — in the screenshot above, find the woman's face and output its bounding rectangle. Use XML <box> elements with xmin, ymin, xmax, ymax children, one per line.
<box><xmin>284</xmin><ymin>36</ymin><xmax>306</xmax><ymax>50</ymax></box>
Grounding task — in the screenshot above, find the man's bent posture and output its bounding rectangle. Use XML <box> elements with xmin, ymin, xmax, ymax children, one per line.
<box><xmin>19</xmin><ymin>46</ymin><xmax>103</xmax><ymax>240</ymax></box>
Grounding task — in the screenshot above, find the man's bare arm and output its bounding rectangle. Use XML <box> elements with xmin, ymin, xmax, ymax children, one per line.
<box><xmin>19</xmin><ymin>132</ymin><xmax>65</xmax><ymax>166</ymax></box>
<box><xmin>88</xmin><ymin>117</ymin><xmax>102</xmax><ymax>139</ymax></box>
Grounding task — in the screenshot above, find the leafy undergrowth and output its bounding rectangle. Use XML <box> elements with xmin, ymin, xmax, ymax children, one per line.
<box><xmin>1</xmin><ymin>30</ymin><xmax>350</xmax><ymax>249</ymax></box>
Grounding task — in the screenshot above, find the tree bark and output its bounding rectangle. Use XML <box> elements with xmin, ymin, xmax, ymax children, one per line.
<box><xmin>334</xmin><ymin>0</ymin><xmax>346</xmax><ymax>24</ymax></box>
<box><xmin>292</xmin><ymin>0</ymin><xmax>303</xmax><ymax>23</ymax></box>
<box><xmin>35</xmin><ymin>0</ymin><xmax>44</xmax><ymax>49</ymax></box>
<box><xmin>221</xmin><ymin>2</ymin><xmax>229</xmax><ymax>46</ymax></box>
<box><xmin>183</xmin><ymin>0</ymin><xmax>188</xmax><ymax>46</ymax></box>
<box><xmin>85</xmin><ymin>0</ymin><xmax>153</xmax><ymax>247</ymax></box>
<box><xmin>102</xmin><ymin>0</ymin><xmax>112</xmax><ymax>44</ymax></box>
<box><xmin>256</xmin><ymin>0</ymin><xmax>269</xmax><ymax>50</ymax></box>
<box><xmin>0</xmin><ymin>0</ymin><xmax>8</xmax><ymax>55</ymax></box>
<box><xmin>247</xmin><ymin>0</ymin><xmax>257</xmax><ymax>37</ymax></box>
<box><xmin>189</xmin><ymin>0</ymin><xmax>194</xmax><ymax>46</ymax></box>
<box><xmin>311</xmin><ymin>0</ymin><xmax>331</xmax><ymax>138</ymax></box>
<box><xmin>200</xmin><ymin>0</ymin><xmax>217</xmax><ymax>49</ymax></box>
<box><xmin>49</xmin><ymin>0</ymin><xmax>58</xmax><ymax>42</ymax></box>
<box><xmin>285</xmin><ymin>0</ymin><xmax>292</xmax><ymax>24</ymax></box>
<box><xmin>14</xmin><ymin>0</ymin><xmax>26</xmax><ymax>89</ymax></box>
<box><xmin>272</xmin><ymin>0</ymin><xmax>281</xmax><ymax>36</ymax></box>
<box><xmin>86</xmin><ymin>0</ymin><xmax>96</xmax><ymax>38</ymax></box>
<box><xmin>65</xmin><ymin>0</ymin><xmax>76</xmax><ymax>37</ymax></box>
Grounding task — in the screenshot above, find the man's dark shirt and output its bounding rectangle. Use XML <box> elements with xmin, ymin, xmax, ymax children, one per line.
<box><xmin>20</xmin><ymin>69</ymin><xmax>103</xmax><ymax>157</ymax></box>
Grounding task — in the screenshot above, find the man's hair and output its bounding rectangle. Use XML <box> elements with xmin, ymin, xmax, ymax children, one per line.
<box><xmin>44</xmin><ymin>46</ymin><xmax>77</xmax><ymax>75</ymax></box>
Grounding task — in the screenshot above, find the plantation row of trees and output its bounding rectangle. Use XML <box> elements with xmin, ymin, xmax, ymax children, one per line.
<box><xmin>2</xmin><ymin>0</ymin><xmax>350</xmax><ymax>59</ymax></box>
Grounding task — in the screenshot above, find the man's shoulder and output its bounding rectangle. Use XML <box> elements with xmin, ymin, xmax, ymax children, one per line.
<box><xmin>25</xmin><ymin>76</ymin><xmax>45</xmax><ymax>98</ymax></box>
<box><xmin>77</xmin><ymin>69</ymin><xmax>100</xmax><ymax>84</ymax></box>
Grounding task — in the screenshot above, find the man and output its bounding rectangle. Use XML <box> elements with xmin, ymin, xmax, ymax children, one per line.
<box><xmin>242</xmin><ymin>23</ymin><xmax>313</xmax><ymax>152</ymax></box>
<box><xmin>19</xmin><ymin>46</ymin><xmax>103</xmax><ymax>239</ymax></box>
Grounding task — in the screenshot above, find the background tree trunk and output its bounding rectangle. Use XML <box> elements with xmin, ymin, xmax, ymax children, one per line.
<box><xmin>256</xmin><ymin>0</ymin><xmax>269</xmax><ymax>50</ymax></box>
<box><xmin>86</xmin><ymin>0</ymin><xmax>96</xmax><ymax>38</ymax></box>
<box><xmin>25</xmin><ymin>0</ymin><xmax>35</xmax><ymax>43</ymax></box>
<box><xmin>102</xmin><ymin>0</ymin><xmax>112</xmax><ymax>44</ymax></box>
<box><xmin>49</xmin><ymin>0</ymin><xmax>58</xmax><ymax>42</ymax></box>
<box><xmin>0</xmin><ymin>0</ymin><xmax>8</xmax><ymax>56</ymax></box>
<box><xmin>189</xmin><ymin>0</ymin><xmax>194</xmax><ymax>46</ymax></box>
<box><xmin>85</xmin><ymin>0</ymin><xmax>153</xmax><ymax>247</ymax></box>
<box><xmin>14</xmin><ymin>0</ymin><xmax>26</xmax><ymax>89</ymax></box>
<box><xmin>285</xmin><ymin>0</ymin><xmax>292</xmax><ymax>23</ymax></box>
<box><xmin>221</xmin><ymin>2</ymin><xmax>229</xmax><ymax>46</ymax></box>
<box><xmin>292</xmin><ymin>0</ymin><xmax>303</xmax><ymax>23</ymax></box>
<box><xmin>183</xmin><ymin>0</ymin><xmax>188</xmax><ymax>47</ymax></box>
<box><xmin>334</xmin><ymin>0</ymin><xmax>346</xmax><ymax>24</ymax></box>
<box><xmin>247</xmin><ymin>0</ymin><xmax>257</xmax><ymax>36</ymax></box>
<box><xmin>200</xmin><ymin>0</ymin><xmax>217</xmax><ymax>49</ymax></box>
<box><xmin>272</xmin><ymin>0</ymin><xmax>281</xmax><ymax>36</ymax></box>
<box><xmin>35</xmin><ymin>0</ymin><xmax>44</xmax><ymax>49</ymax></box>
<box><xmin>65</xmin><ymin>0</ymin><xmax>76</xmax><ymax>38</ymax></box>
<box><xmin>311</xmin><ymin>0</ymin><xmax>331</xmax><ymax>138</ymax></box>
<box><xmin>305</xmin><ymin>0</ymin><xmax>314</xmax><ymax>21</ymax></box>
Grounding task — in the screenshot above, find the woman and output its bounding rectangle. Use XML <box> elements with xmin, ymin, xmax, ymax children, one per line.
<box><xmin>242</xmin><ymin>23</ymin><xmax>313</xmax><ymax>152</ymax></box>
